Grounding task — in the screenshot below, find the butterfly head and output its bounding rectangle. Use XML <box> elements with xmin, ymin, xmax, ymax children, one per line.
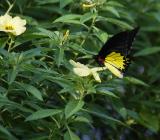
<box><xmin>94</xmin><ymin>55</ymin><xmax>105</xmax><ymax>66</ymax></box>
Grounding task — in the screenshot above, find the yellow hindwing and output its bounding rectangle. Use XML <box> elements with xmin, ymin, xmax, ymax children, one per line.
<box><xmin>104</xmin><ymin>52</ymin><xmax>130</xmax><ymax>78</ymax></box>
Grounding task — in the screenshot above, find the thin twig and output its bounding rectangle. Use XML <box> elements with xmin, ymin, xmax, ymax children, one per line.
<box><xmin>5</xmin><ymin>0</ymin><xmax>16</xmax><ymax>15</ymax></box>
<box><xmin>80</xmin><ymin>16</ymin><xmax>97</xmax><ymax>47</ymax></box>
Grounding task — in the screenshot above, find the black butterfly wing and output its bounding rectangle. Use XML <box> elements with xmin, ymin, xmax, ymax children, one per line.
<box><xmin>98</xmin><ymin>27</ymin><xmax>139</xmax><ymax>59</ymax></box>
<box><xmin>95</xmin><ymin>27</ymin><xmax>139</xmax><ymax>78</ymax></box>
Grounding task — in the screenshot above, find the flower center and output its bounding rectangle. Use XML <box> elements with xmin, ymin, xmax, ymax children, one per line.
<box><xmin>5</xmin><ymin>24</ymin><xmax>14</xmax><ymax>30</ymax></box>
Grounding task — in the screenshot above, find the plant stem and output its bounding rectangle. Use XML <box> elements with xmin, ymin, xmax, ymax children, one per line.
<box><xmin>7</xmin><ymin>36</ymin><xmax>14</xmax><ymax>52</ymax></box>
<box><xmin>80</xmin><ymin>14</ymin><xmax>97</xmax><ymax>47</ymax></box>
<box><xmin>51</xmin><ymin>116</ymin><xmax>61</xmax><ymax>129</ymax></box>
<box><xmin>5</xmin><ymin>0</ymin><xmax>16</xmax><ymax>14</ymax></box>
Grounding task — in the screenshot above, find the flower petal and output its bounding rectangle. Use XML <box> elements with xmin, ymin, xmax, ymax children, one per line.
<box><xmin>91</xmin><ymin>70</ymin><xmax>101</xmax><ymax>82</ymax></box>
<box><xmin>91</xmin><ymin>67</ymin><xmax>107</xmax><ymax>72</ymax></box>
<box><xmin>69</xmin><ymin>60</ymin><xmax>88</xmax><ymax>68</ymax></box>
<box><xmin>0</xmin><ymin>14</ymin><xmax>26</xmax><ymax>36</ymax></box>
<box><xmin>73</xmin><ymin>68</ymin><xmax>91</xmax><ymax>77</ymax></box>
<box><xmin>12</xmin><ymin>16</ymin><xmax>26</xmax><ymax>26</ymax></box>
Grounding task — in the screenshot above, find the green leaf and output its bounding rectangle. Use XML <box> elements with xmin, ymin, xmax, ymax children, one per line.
<box><xmin>104</xmin><ymin>6</ymin><xmax>120</xmax><ymax>17</ymax></box>
<box><xmin>124</xmin><ymin>77</ymin><xmax>149</xmax><ymax>87</ymax></box>
<box><xmin>60</xmin><ymin>0</ymin><xmax>73</xmax><ymax>8</ymax></box>
<box><xmin>0</xmin><ymin>124</ymin><xmax>17</xmax><ymax>140</ymax></box>
<box><xmin>8</xmin><ymin>67</ymin><xmax>18</xmax><ymax>85</ymax></box>
<box><xmin>55</xmin><ymin>47</ymin><xmax>64</xmax><ymax>67</ymax></box>
<box><xmin>65</xmin><ymin>100</ymin><xmax>84</xmax><ymax>119</ymax></box>
<box><xmin>0</xmin><ymin>94</ymin><xmax>33</xmax><ymax>113</ymax></box>
<box><xmin>119</xmin><ymin>107</ymin><xmax>127</xmax><ymax>119</ymax></box>
<box><xmin>0</xmin><ymin>86</ymin><xmax>6</xmax><ymax>93</ymax></box>
<box><xmin>107</xmin><ymin>18</ymin><xmax>132</xmax><ymax>29</ymax></box>
<box><xmin>96</xmin><ymin>87</ymin><xmax>119</xmax><ymax>98</ymax></box>
<box><xmin>53</xmin><ymin>14</ymin><xmax>88</xmax><ymax>28</ymax></box>
<box><xmin>23</xmin><ymin>48</ymin><xmax>42</xmax><ymax>58</ymax></box>
<box><xmin>74</xmin><ymin>116</ymin><xmax>91</xmax><ymax>124</ymax></box>
<box><xmin>99</xmin><ymin>17</ymin><xmax>132</xmax><ymax>29</ymax></box>
<box><xmin>28</xmin><ymin>136</ymin><xmax>49</xmax><ymax>140</ymax></box>
<box><xmin>36</xmin><ymin>27</ymin><xmax>56</xmax><ymax>39</ymax></box>
<box><xmin>54</xmin><ymin>14</ymin><xmax>81</xmax><ymax>23</ymax></box>
<box><xmin>0</xmin><ymin>38</ymin><xmax>8</xmax><ymax>48</ymax></box>
<box><xmin>112</xmin><ymin>100</ymin><xmax>127</xmax><ymax>119</ymax></box>
<box><xmin>36</xmin><ymin>0</ymin><xmax>59</xmax><ymax>5</ymax></box>
<box><xmin>19</xmin><ymin>83</ymin><xmax>43</xmax><ymax>101</ymax></box>
<box><xmin>140</xmin><ymin>112</ymin><xmax>159</xmax><ymax>132</ymax></box>
<box><xmin>64</xmin><ymin>129</ymin><xmax>80</xmax><ymax>140</ymax></box>
<box><xmin>0</xmin><ymin>48</ymin><xmax>9</xmax><ymax>57</ymax></box>
<box><xmin>127</xmin><ymin>110</ymin><xmax>140</xmax><ymax>120</ymax></box>
<box><xmin>80</xmin><ymin>12</ymin><xmax>97</xmax><ymax>23</ymax></box>
<box><xmin>107</xmin><ymin>1</ymin><xmax>124</xmax><ymax>7</ymax></box>
<box><xmin>26</xmin><ymin>109</ymin><xmax>62</xmax><ymax>121</ymax></box>
<box><xmin>134</xmin><ymin>47</ymin><xmax>160</xmax><ymax>56</ymax></box>
<box><xmin>83</xmin><ymin>108</ymin><xmax>126</xmax><ymax>126</ymax></box>
<box><xmin>93</xmin><ymin>27</ymin><xmax>108</xmax><ymax>43</ymax></box>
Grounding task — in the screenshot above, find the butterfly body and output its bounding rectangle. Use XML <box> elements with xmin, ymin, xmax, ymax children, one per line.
<box><xmin>95</xmin><ymin>27</ymin><xmax>139</xmax><ymax>78</ymax></box>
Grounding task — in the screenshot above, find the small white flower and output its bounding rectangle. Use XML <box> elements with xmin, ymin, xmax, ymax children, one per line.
<box><xmin>69</xmin><ymin>60</ymin><xmax>107</xmax><ymax>82</ymax></box>
<box><xmin>0</xmin><ymin>14</ymin><xmax>26</xmax><ymax>36</ymax></box>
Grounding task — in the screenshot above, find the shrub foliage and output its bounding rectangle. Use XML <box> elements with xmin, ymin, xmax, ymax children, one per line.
<box><xmin>0</xmin><ymin>0</ymin><xmax>160</xmax><ymax>139</ymax></box>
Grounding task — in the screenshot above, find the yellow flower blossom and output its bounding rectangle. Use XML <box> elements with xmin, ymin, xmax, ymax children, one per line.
<box><xmin>69</xmin><ymin>60</ymin><xmax>107</xmax><ymax>82</ymax></box>
<box><xmin>82</xmin><ymin>3</ymin><xmax>96</xmax><ymax>8</ymax></box>
<box><xmin>60</xmin><ymin>30</ymin><xmax>70</xmax><ymax>45</ymax></box>
<box><xmin>0</xmin><ymin>14</ymin><xmax>26</xmax><ymax>36</ymax></box>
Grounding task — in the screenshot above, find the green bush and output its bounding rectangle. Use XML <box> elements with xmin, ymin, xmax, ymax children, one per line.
<box><xmin>0</xmin><ymin>0</ymin><xmax>159</xmax><ymax>139</ymax></box>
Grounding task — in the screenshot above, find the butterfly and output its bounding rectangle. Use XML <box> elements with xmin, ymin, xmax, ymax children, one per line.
<box><xmin>95</xmin><ymin>27</ymin><xmax>139</xmax><ymax>78</ymax></box>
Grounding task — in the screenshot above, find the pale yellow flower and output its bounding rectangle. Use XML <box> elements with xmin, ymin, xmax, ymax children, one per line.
<box><xmin>69</xmin><ymin>60</ymin><xmax>107</xmax><ymax>82</ymax></box>
<box><xmin>82</xmin><ymin>0</ymin><xmax>96</xmax><ymax>9</ymax></box>
<box><xmin>82</xmin><ymin>3</ymin><xmax>96</xmax><ymax>8</ymax></box>
<box><xmin>0</xmin><ymin>14</ymin><xmax>26</xmax><ymax>36</ymax></box>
